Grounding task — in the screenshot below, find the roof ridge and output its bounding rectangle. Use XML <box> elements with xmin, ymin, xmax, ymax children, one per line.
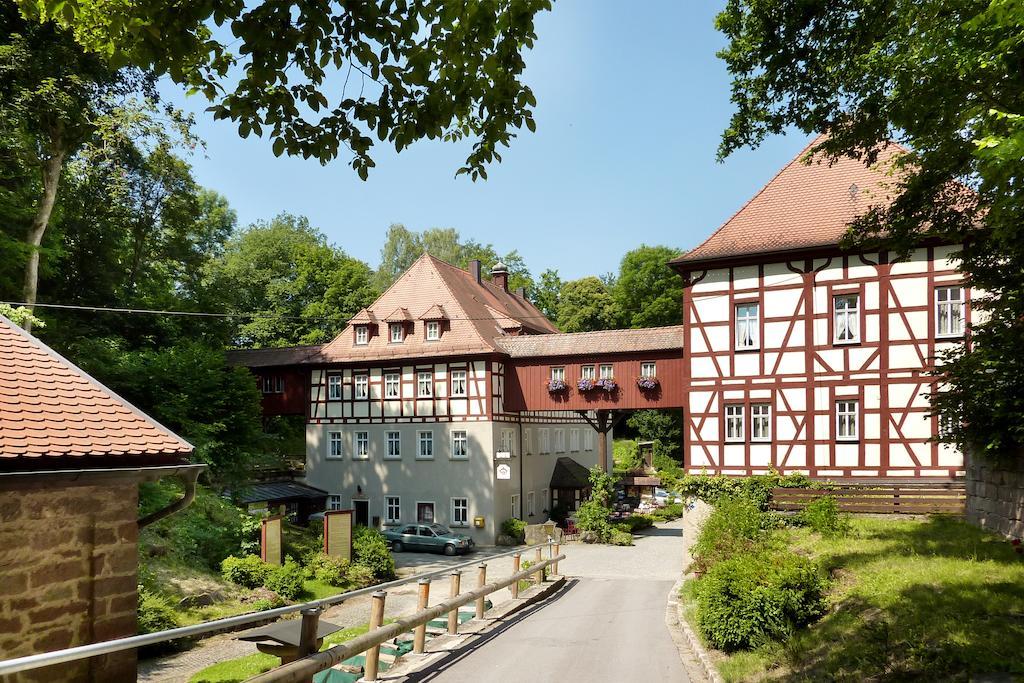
<box><xmin>0</xmin><ymin>314</ymin><xmax>193</xmax><ymax>456</ymax></box>
<box><xmin>674</xmin><ymin>134</ymin><xmax>825</xmax><ymax>264</ymax></box>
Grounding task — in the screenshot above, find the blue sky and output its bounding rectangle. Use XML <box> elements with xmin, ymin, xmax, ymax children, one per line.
<box><xmin>163</xmin><ymin>1</ymin><xmax>810</xmax><ymax>281</ymax></box>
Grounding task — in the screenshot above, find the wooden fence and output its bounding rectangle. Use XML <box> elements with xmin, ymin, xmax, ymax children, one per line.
<box><xmin>771</xmin><ymin>481</ymin><xmax>966</xmax><ymax>515</ymax></box>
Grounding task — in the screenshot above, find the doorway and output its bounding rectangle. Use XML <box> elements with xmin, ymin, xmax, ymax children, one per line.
<box><xmin>354</xmin><ymin>499</ymin><xmax>369</xmax><ymax>527</ymax></box>
<box><xmin>416</xmin><ymin>502</ymin><xmax>435</xmax><ymax>523</ymax></box>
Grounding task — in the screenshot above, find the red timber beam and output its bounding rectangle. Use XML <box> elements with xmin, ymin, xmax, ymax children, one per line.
<box><xmin>576</xmin><ymin>409</ymin><xmax>626</xmax><ymax>473</ymax></box>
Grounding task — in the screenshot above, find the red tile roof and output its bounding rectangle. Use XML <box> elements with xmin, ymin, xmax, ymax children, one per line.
<box><xmin>672</xmin><ymin>135</ymin><xmax>909</xmax><ymax>266</ymax></box>
<box><xmin>494</xmin><ymin>325</ymin><xmax>684</xmax><ymax>358</ymax></box>
<box><xmin>0</xmin><ymin>315</ymin><xmax>193</xmax><ymax>469</ymax></box>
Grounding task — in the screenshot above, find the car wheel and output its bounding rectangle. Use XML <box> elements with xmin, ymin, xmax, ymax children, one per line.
<box><xmin>391</xmin><ymin>541</ymin><xmax>403</xmax><ymax>553</ymax></box>
<box><xmin>443</xmin><ymin>544</ymin><xmax>457</xmax><ymax>556</ymax></box>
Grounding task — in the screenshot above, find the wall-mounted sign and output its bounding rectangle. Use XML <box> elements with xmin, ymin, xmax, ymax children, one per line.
<box><xmin>495</xmin><ymin>451</ymin><xmax>512</xmax><ymax>459</ymax></box>
<box><xmin>496</xmin><ymin>463</ymin><xmax>512</xmax><ymax>480</ymax></box>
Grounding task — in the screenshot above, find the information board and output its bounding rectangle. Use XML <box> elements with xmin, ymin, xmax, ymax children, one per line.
<box><xmin>324</xmin><ymin>509</ymin><xmax>353</xmax><ymax>561</ymax></box>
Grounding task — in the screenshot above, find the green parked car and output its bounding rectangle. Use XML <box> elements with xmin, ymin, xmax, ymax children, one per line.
<box><xmin>383</xmin><ymin>523</ymin><xmax>475</xmax><ymax>556</ymax></box>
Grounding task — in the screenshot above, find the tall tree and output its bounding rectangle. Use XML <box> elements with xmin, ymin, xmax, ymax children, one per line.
<box><xmin>614</xmin><ymin>245</ymin><xmax>684</xmax><ymax>328</ymax></box>
<box><xmin>207</xmin><ymin>215</ymin><xmax>378</xmax><ymax>347</ymax></box>
<box><xmin>25</xmin><ymin>0</ymin><xmax>552</xmax><ymax>179</ymax></box>
<box><xmin>533</xmin><ymin>269</ymin><xmax>563</xmax><ymax>321</ymax></box>
<box><xmin>0</xmin><ymin>4</ymin><xmax>160</xmax><ymax>328</ymax></box>
<box><xmin>716</xmin><ymin>0</ymin><xmax>1024</xmax><ymax>458</ymax></box>
<box><xmin>556</xmin><ymin>277</ymin><xmax>621</xmax><ymax>333</ymax></box>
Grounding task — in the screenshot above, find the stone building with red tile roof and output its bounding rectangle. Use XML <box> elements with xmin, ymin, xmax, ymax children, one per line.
<box><xmin>0</xmin><ymin>314</ymin><xmax>198</xmax><ymax>681</ymax></box>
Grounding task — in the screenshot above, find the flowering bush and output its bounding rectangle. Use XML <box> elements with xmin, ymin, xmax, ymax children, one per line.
<box><xmin>547</xmin><ymin>378</ymin><xmax>568</xmax><ymax>393</ymax></box>
<box><xmin>637</xmin><ymin>376</ymin><xmax>660</xmax><ymax>390</ymax></box>
<box><xmin>595</xmin><ymin>378</ymin><xmax>617</xmax><ymax>392</ymax></box>
<box><xmin>577</xmin><ymin>378</ymin><xmax>596</xmax><ymax>391</ymax></box>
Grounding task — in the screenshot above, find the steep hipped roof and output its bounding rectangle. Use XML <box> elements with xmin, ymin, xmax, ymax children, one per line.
<box><xmin>225</xmin><ymin>345</ymin><xmax>323</xmax><ymax>368</ymax></box>
<box><xmin>495</xmin><ymin>325</ymin><xmax>684</xmax><ymax>358</ymax></box>
<box><xmin>317</xmin><ymin>254</ymin><xmax>557</xmax><ymax>362</ymax></box>
<box><xmin>0</xmin><ymin>315</ymin><xmax>193</xmax><ymax>469</ymax></box>
<box><xmin>550</xmin><ymin>457</ymin><xmax>593</xmax><ymax>489</ymax></box>
<box><xmin>672</xmin><ymin>135</ymin><xmax>908</xmax><ymax>266</ymax></box>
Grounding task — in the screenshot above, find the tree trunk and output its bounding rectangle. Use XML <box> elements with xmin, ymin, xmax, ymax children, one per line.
<box><xmin>23</xmin><ymin>144</ymin><xmax>66</xmax><ymax>333</ymax></box>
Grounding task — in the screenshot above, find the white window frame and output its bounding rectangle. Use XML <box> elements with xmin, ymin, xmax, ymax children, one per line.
<box><xmin>417</xmin><ymin>371</ymin><xmax>433</xmax><ymax>398</ymax></box>
<box><xmin>389</xmin><ymin>322</ymin><xmax>404</xmax><ymax>343</ymax></box>
<box><xmin>735</xmin><ymin>302</ymin><xmax>760</xmax><ymax>350</ymax></box>
<box><xmin>417</xmin><ymin>430</ymin><xmax>434</xmax><ymax>460</ymax></box>
<box><xmin>599</xmin><ymin>364</ymin><xmax>614</xmax><ymax>379</ymax></box>
<box><xmin>500</xmin><ymin>429</ymin><xmax>514</xmax><ymax>455</ymax></box>
<box><xmin>550</xmin><ymin>366</ymin><xmax>565</xmax><ymax>382</ymax></box>
<box><xmin>836</xmin><ymin>400</ymin><xmax>859</xmax><ymax>441</ymax></box>
<box><xmin>833</xmin><ymin>293</ymin><xmax>860</xmax><ymax>344</ymax></box>
<box><xmin>751</xmin><ymin>403</ymin><xmax>771</xmax><ymax>442</ymax></box>
<box><xmin>725</xmin><ymin>405</ymin><xmax>745</xmax><ymax>443</ymax></box>
<box><xmin>385</xmin><ymin>496</ymin><xmax>401</xmax><ymax>524</ymax></box>
<box><xmin>936</xmin><ymin>285</ymin><xmax>965</xmax><ymax>338</ymax></box>
<box><xmin>570</xmin><ymin>429</ymin><xmax>580</xmax><ymax>452</ymax></box>
<box><xmin>327</xmin><ymin>431</ymin><xmax>343</xmax><ymax>459</ymax></box>
<box><xmin>554</xmin><ymin>429</ymin><xmax>566</xmax><ymax>453</ymax></box>
<box><xmin>527</xmin><ymin>491</ymin><xmax>535</xmax><ymax>517</ymax></box>
<box><xmin>355</xmin><ymin>325</ymin><xmax>369</xmax><ymax>345</ymax></box>
<box><xmin>327</xmin><ymin>375</ymin><xmax>343</xmax><ymax>401</ymax></box>
<box><xmin>426</xmin><ymin>321</ymin><xmax>440</xmax><ymax>341</ymax></box>
<box><xmin>541</xmin><ymin>488</ymin><xmax>549</xmax><ymax>512</ymax></box>
<box><xmin>450</xmin><ymin>369</ymin><xmax>467</xmax><ymax>397</ymax></box>
<box><xmin>451</xmin><ymin>497</ymin><xmax>469</xmax><ymax>527</ymax></box>
<box><xmin>451</xmin><ymin>430</ymin><xmax>468</xmax><ymax>460</ymax></box>
<box><xmin>511</xmin><ymin>494</ymin><xmax>520</xmax><ymax>520</ymax></box>
<box><xmin>384</xmin><ymin>372</ymin><xmax>400</xmax><ymax>399</ymax></box>
<box><xmin>640</xmin><ymin>362</ymin><xmax>656</xmax><ymax>378</ymax></box>
<box><xmin>385</xmin><ymin>431</ymin><xmax>401</xmax><ymax>460</ymax></box>
<box><xmin>523</xmin><ymin>428</ymin><xmax>532</xmax><ymax>455</ymax></box>
<box><xmin>328</xmin><ymin>494</ymin><xmax>343</xmax><ymax>511</ymax></box>
<box><xmin>580</xmin><ymin>365</ymin><xmax>595</xmax><ymax>380</ymax></box>
<box><xmin>354</xmin><ymin>431</ymin><xmax>369</xmax><ymax>459</ymax></box>
<box><xmin>354</xmin><ymin>374</ymin><xmax>369</xmax><ymax>400</ymax></box>
<box><xmin>540</xmin><ymin>428</ymin><xmax>551</xmax><ymax>454</ymax></box>
<box><xmin>584</xmin><ymin>429</ymin><xmax>594</xmax><ymax>450</ymax></box>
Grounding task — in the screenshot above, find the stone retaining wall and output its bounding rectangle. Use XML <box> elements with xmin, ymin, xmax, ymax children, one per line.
<box><xmin>965</xmin><ymin>451</ymin><xmax>1024</xmax><ymax>539</ymax></box>
<box><xmin>0</xmin><ymin>479</ymin><xmax>141</xmax><ymax>682</ymax></box>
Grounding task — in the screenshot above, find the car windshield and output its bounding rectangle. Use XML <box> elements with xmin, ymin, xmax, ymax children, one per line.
<box><xmin>428</xmin><ymin>523</ymin><xmax>452</xmax><ymax>535</ymax></box>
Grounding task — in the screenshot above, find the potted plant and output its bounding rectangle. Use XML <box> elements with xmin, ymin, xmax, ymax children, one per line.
<box><xmin>636</xmin><ymin>376</ymin><xmax>660</xmax><ymax>390</ymax></box>
<box><xmin>595</xmin><ymin>377</ymin><xmax>617</xmax><ymax>392</ymax></box>
<box><xmin>547</xmin><ymin>378</ymin><xmax>568</xmax><ymax>393</ymax></box>
<box><xmin>577</xmin><ymin>377</ymin><xmax>596</xmax><ymax>392</ymax></box>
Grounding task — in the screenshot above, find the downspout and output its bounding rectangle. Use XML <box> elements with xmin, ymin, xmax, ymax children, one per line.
<box><xmin>138</xmin><ymin>465</ymin><xmax>204</xmax><ymax>529</ymax></box>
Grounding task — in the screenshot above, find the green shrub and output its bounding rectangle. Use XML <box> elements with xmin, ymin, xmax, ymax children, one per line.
<box><xmin>353</xmin><ymin>526</ymin><xmax>396</xmax><ymax>580</ymax></box>
<box><xmin>221</xmin><ymin>554</ymin><xmax>272</xmax><ymax>588</ymax></box>
<box><xmin>250</xmin><ymin>597</ymin><xmax>284</xmax><ymax>612</ymax></box>
<box><xmin>137</xmin><ymin>587</ymin><xmax>179</xmax><ymax>634</ymax></box>
<box><xmin>650</xmin><ymin>503</ymin><xmax>685</xmax><ymax>522</ymax></box>
<box><xmin>264</xmin><ymin>559</ymin><xmax>306</xmax><ymax>600</ymax></box>
<box><xmin>304</xmin><ymin>552</ymin><xmax>350</xmax><ymax>586</ymax></box>
<box><xmin>575</xmin><ymin>498</ymin><xmax>613</xmax><ymax>543</ymax></box>
<box><xmin>501</xmin><ymin>518</ymin><xmax>527</xmax><ymax>543</ymax></box>
<box><xmin>345</xmin><ymin>563</ymin><xmax>376</xmax><ymax>588</ymax></box>
<box><xmin>680</xmin><ymin>471</ymin><xmax>828</xmax><ymax>510</ymax></box>
<box><xmin>692</xmin><ymin>497</ymin><xmax>769</xmax><ymax>573</ymax></box>
<box><xmin>797</xmin><ymin>496</ymin><xmax>851</xmax><ymax>537</ymax></box>
<box><xmin>619</xmin><ymin>514</ymin><xmax>655</xmax><ymax>532</ymax></box>
<box><xmin>695</xmin><ymin>550</ymin><xmax>827</xmax><ymax>651</ymax></box>
<box><xmin>610</xmin><ymin>528</ymin><xmax>634</xmax><ymax>546</ymax></box>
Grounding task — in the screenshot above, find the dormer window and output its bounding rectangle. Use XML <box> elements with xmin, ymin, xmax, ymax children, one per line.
<box><xmin>426</xmin><ymin>321</ymin><xmax>440</xmax><ymax>341</ymax></box>
<box><xmin>355</xmin><ymin>325</ymin><xmax>369</xmax><ymax>345</ymax></box>
<box><xmin>389</xmin><ymin>323</ymin><xmax>404</xmax><ymax>343</ymax></box>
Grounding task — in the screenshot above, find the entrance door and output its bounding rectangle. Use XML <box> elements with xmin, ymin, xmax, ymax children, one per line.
<box><xmin>354</xmin><ymin>500</ymin><xmax>369</xmax><ymax>527</ymax></box>
<box><xmin>417</xmin><ymin>502</ymin><xmax>435</xmax><ymax>523</ymax></box>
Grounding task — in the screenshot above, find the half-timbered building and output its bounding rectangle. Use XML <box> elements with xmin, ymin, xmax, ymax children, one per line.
<box><xmin>669</xmin><ymin>136</ymin><xmax>968</xmax><ymax>479</ymax></box>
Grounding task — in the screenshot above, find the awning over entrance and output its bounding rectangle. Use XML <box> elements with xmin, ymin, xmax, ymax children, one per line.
<box><xmin>550</xmin><ymin>457</ymin><xmax>592</xmax><ymax>489</ymax></box>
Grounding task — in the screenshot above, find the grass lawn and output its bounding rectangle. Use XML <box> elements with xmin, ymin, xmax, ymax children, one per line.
<box><xmin>190</xmin><ymin>625</ymin><xmax>370</xmax><ymax>683</ymax></box>
<box><xmin>684</xmin><ymin>515</ymin><xmax>1024</xmax><ymax>682</ymax></box>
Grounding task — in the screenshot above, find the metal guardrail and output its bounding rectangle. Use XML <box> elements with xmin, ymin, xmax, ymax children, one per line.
<box><xmin>0</xmin><ymin>541</ymin><xmax>558</xmax><ymax>677</ymax></box>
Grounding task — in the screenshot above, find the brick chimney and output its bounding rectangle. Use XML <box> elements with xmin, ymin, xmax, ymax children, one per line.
<box><xmin>469</xmin><ymin>259</ymin><xmax>482</xmax><ymax>284</ymax></box>
<box><xmin>491</xmin><ymin>261</ymin><xmax>509</xmax><ymax>292</ymax></box>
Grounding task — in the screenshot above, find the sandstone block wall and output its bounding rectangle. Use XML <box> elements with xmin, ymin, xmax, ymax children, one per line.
<box><xmin>965</xmin><ymin>452</ymin><xmax>1024</xmax><ymax>540</ymax></box>
<box><xmin>0</xmin><ymin>480</ymin><xmax>140</xmax><ymax>683</ymax></box>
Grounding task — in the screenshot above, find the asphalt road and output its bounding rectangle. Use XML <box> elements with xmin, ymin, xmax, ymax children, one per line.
<box><xmin>404</xmin><ymin>520</ymin><xmax>690</xmax><ymax>683</ymax></box>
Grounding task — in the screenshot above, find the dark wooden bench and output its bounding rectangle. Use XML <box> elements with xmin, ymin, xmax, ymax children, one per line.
<box><xmin>770</xmin><ymin>481</ymin><xmax>966</xmax><ymax>515</ymax></box>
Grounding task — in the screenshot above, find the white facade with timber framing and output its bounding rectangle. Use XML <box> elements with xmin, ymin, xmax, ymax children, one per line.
<box><xmin>670</xmin><ymin>135</ymin><xmax>969</xmax><ymax>479</ymax></box>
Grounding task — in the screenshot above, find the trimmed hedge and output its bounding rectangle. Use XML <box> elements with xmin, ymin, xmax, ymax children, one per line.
<box><xmin>264</xmin><ymin>559</ymin><xmax>305</xmax><ymax>600</ymax></box>
<box><xmin>353</xmin><ymin>526</ymin><xmax>396</xmax><ymax>580</ymax></box>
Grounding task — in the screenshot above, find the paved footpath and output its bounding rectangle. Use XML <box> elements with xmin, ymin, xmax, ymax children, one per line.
<box><xmin>400</xmin><ymin>519</ymin><xmax>691</xmax><ymax>683</ymax></box>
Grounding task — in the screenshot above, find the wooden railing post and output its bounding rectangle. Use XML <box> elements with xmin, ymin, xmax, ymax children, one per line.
<box><xmin>510</xmin><ymin>553</ymin><xmax>521</xmax><ymax>598</ymax></box>
<box><xmin>413</xmin><ymin>578</ymin><xmax>430</xmax><ymax>654</ymax></box>
<box><xmin>296</xmin><ymin>606</ymin><xmax>322</xmax><ymax>677</ymax></box>
<box><xmin>553</xmin><ymin>543</ymin><xmax>560</xmax><ymax>575</ymax></box>
<box><xmin>364</xmin><ymin>591</ymin><xmax>387</xmax><ymax>681</ymax></box>
<box><xmin>533</xmin><ymin>547</ymin><xmax>543</xmax><ymax>584</ymax></box>
<box><xmin>447</xmin><ymin>570</ymin><xmax>461</xmax><ymax>635</ymax></box>
<box><xmin>475</xmin><ymin>564</ymin><xmax>487</xmax><ymax>619</ymax></box>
